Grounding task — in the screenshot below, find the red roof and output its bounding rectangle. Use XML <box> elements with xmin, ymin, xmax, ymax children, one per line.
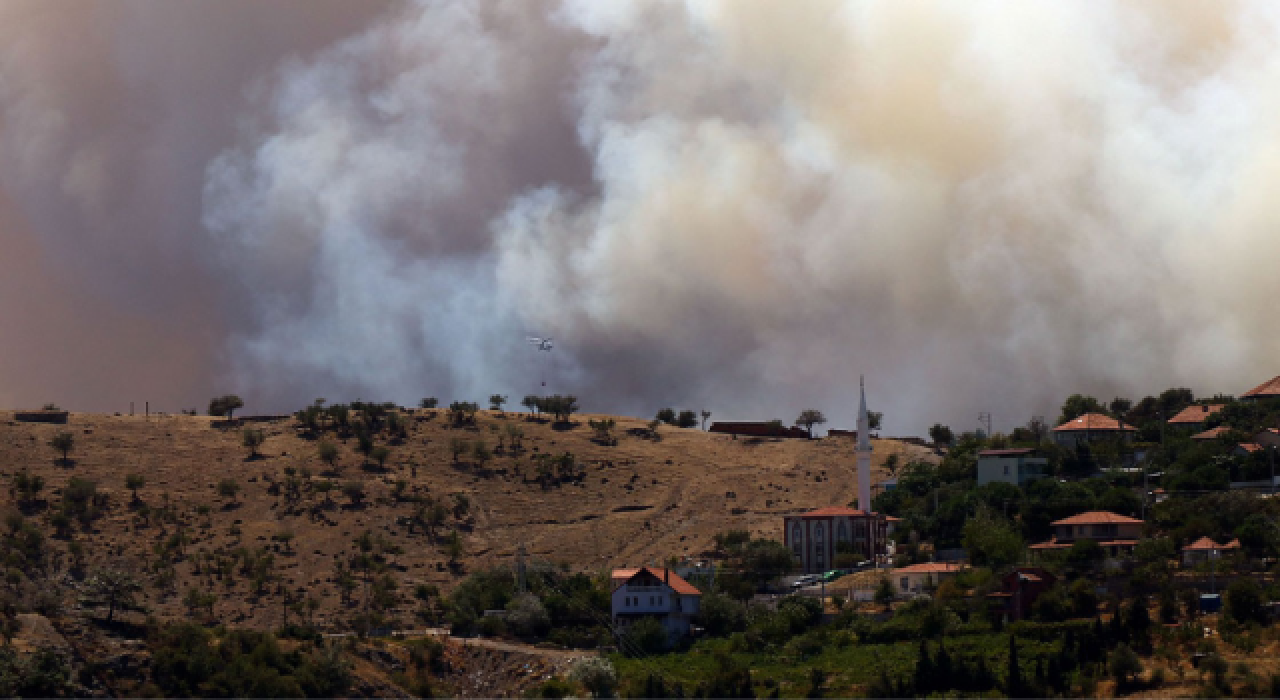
<box><xmin>1051</xmin><ymin>511</ymin><xmax>1143</xmax><ymax>526</ymax></box>
<box><xmin>1167</xmin><ymin>404</ymin><xmax>1225</xmax><ymax>424</ymax></box>
<box><xmin>896</xmin><ymin>563</ymin><xmax>962</xmax><ymax>575</ymax></box>
<box><xmin>1030</xmin><ymin>537</ymin><xmax>1139</xmax><ymax>550</ymax></box>
<box><xmin>610</xmin><ymin>567</ymin><xmax>701</xmax><ymax>596</ymax></box>
<box><xmin>978</xmin><ymin>448</ymin><xmax>1036</xmax><ymax>457</ymax></box>
<box><xmin>1237</xmin><ymin>443</ymin><xmax>1263</xmax><ymax>454</ymax></box>
<box><xmin>1183</xmin><ymin>537</ymin><xmax>1240</xmax><ymax>551</ymax></box>
<box><xmin>793</xmin><ymin>506</ymin><xmax>872</xmax><ymax>518</ymax></box>
<box><xmin>1243</xmin><ymin>375</ymin><xmax>1280</xmax><ymax>399</ymax></box>
<box><xmin>1192</xmin><ymin>426</ymin><xmax>1230</xmax><ymax>441</ymax></box>
<box><xmin>1052</xmin><ymin>413</ymin><xmax>1135</xmax><ymax>433</ymax></box>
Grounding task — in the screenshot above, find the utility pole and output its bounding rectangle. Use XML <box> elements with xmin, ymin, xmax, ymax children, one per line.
<box><xmin>978</xmin><ymin>412</ymin><xmax>992</xmax><ymax>438</ymax></box>
<box><xmin>1270</xmin><ymin>446</ymin><xmax>1276</xmax><ymax>496</ymax></box>
<box><xmin>515</xmin><ymin>544</ymin><xmax>528</xmax><ymax>593</ymax></box>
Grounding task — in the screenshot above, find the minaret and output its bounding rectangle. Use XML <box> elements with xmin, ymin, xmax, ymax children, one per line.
<box><xmin>857</xmin><ymin>375</ymin><xmax>872</xmax><ymax>514</ymax></box>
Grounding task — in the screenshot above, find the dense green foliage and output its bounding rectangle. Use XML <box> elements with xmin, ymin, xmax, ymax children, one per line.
<box><xmin>147</xmin><ymin>624</ymin><xmax>350</xmax><ymax>697</ymax></box>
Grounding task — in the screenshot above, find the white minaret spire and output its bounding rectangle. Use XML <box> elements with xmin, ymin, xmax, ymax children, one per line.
<box><xmin>856</xmin><ymin>375</ymin><xmax>872</xmax><ymax>514</ymax></box>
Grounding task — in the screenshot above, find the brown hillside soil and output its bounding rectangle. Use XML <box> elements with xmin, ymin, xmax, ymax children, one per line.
<box><xmin>0</xmin><ymin>409</ymin><xmax>933</xmax><ymax>631</ymax></box>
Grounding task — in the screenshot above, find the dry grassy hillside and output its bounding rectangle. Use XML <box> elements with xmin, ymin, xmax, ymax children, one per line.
<box><xmin>0</xmin><ymin>408</ymin><xmax>934</xmax><ymax>630</ymax></box>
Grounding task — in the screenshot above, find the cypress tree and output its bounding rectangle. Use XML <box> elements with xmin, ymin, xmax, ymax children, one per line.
<box><xmin>1006</xmin><ymin>634</ymin><xmax>1023</xmax><ymax>697</ymax></box>
<box><xmin>912</xmin><ymin>638</ymin><xmax>934</xmax><ymax>695</ymax></box>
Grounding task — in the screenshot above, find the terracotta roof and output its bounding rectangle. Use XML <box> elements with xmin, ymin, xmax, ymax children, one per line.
<box><xmin>1243</xmin><ymin>375</ymin><xmax>1280</xmax><ymax>399</ymax></box>
<box><xmin>793</xmin><ymin>506</ymin><xmax>872</xmax><ymax>518</ymax></box>
<box><xmin>1168</xmin><ymin>404</ymin><xmax>1225</xmax><ymax>424</ymax></box>
<box><xmin>1183</xmin><ymin>537</ymin><xmax>1240</xmax><ymax>551</ymax></box>
<box><xmin>978</xmin><ymin>448</ymin><xmax>1036</xmax><ymax>457</ymax></box>
<box><xmin>1052</xmin><ymin>413</ymin><xmax>1135</xmax><ymax>433</ymax></box>
<box><xmin>1192</xmin><ymin>426</ymin><xmax>1231</xmax><ymax>441</ymax></box>
<box><xmin>610</xmin><ymin>567</ymin><xmax>701</xmax><ymax>596</ymax></box>
<box><xmin>885</xmin><ymin>516</ymin><xmax>902</xmax><ymax>522</ymax></box>
<box><xmin>894</xmin><ymin>562</ymin><xmax>965</xmax><ymax>575</ymax></box>
<box><xmin>1237</xmin><ymin>443</ymin><xmax>1263</xmax><ymax>454</ymax></box>
<box><xmin>1051</xmin><ymin>511</ymin><xmax>1143</xmax><ymax>526</ymax></box>
<box><xmin>1030</xmin><ymin>537</ymin><xmax>1139</xmax><ymax>550</ymax></box>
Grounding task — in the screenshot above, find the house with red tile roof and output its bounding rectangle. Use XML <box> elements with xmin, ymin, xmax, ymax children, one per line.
<box><xmin>610</xmin><ymin>567</ymin><xmax>702</xmax><ymax>647</ymax></box>
<box><xmin>784</xmin><ymin>506</ymin><xmax>888</xmax><ymax>574</ymax></box>
<box><xmin>1181</xmin><ymin>537</ymin><xmax>1240</xmax><ymax>567</ymax></box>
<box><xmin>1051</xmin><ymin>413</ymin><xmax>1136</xmax><ymax>448</ymax></box>
<box><xmin>1243</xmin><ymin>375</ymin><xmax>1280</xmax><ymax>400</ymax></box>
<box><xmin>1167</xmin><ymin>404</ymin><xmax>1225</xmax><ymax>431</ymax></box>
<box><xmin>1192</xmin><ymin>426</ymin><xmax>1232</xmax><ymax>441</ymax></box>
<box><xmin>892</xmin><ymin>561</ymin><xmax>966</xmax><ymax>595</ymax></box>
<box><xmin>1030</xmin><ymin>511</ymin><xmax>1144</xmax><ymax>558</ymax></box>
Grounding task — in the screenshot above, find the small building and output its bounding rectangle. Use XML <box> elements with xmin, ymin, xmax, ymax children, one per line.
<box><xmin>1030</xmin><ymin>511</ymin><xmax>1144</xmax><ymax>558</ymax></box>
<box><xmin>708</xmin><ymin>422</ymin><xmax>810</xmax><ymax>439</ymax></box>
<box><xmin>893</xmin><ymin>562</ymin><xmax>965</xmax><ymax>595</ymax></box>
<box><xmin>1181</xmin><ymin>537</ymin><xmax>1241</xmax><ymax>567</ymax></box>
<box><xmin>986</xmin><ymin>567</ymin><xmax>1057</xmax><ymax>621</ymax></box>
<box><xmin>610</xmin><ymin>567</ymin><xmax>702</xmax><ymax>647</ymax></box>
<box><xmin>1192</xmin><ymin>426</ymin><xmax>1231</xmax><ymax>442</ymax></box>
<box><xmin>1235</xmin><ymin>443</ymin><xmax>1263</xmax><ymax>457</ymax></box>
<box><xmin>976</xmin><ymin>448</ymin><xmax>1049</xmax><ymax>487</ymax></box>
<box><xmin>1242</xmin><ymin>375</ymin><xmax>1280</xmax><ymax>401</ymax></box>
<box><xmin>885</xmin><ymin>515</ymin><xmax>901</xmax><ymax>537</ymax></box>
<box><xmin>13</xmin><ymin>410</ymin><xmax>69</xmax><ymax>424</ymax></box>
<box><xmin>1051</xmin><ymin>413</ymin><xmax>1137</xmax><ymax>448</ymax></box>
<box><xmin>783</xmin><ymin>506</ymin><xmax>888</xmax><ymax>574</ymax></box>
<box><xmin>1167</xmin><ymin>404</ymin><xmax>1225</xmax><ymax>431</ymax></box>
<box><xmin>1255</xmin><ymin>429</ymin><xmax>1280</xmax><ymax>449</ymax></box>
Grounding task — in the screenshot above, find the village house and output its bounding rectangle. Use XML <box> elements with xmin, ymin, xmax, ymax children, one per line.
<box><xmin>1051</xmin><ymin>413</ymin><xmax>1137</xmax><ymax>448</ymax></box>
<box><xmin>784</xmin><ymin>507</ymin><xmax>888</xmax><ymax>574</ymax></box>
<box><xmin>610</xmin><ymin>567</ymin><xmax>702</xmax><ymax>647</ymax></box>
<box><xmin>1166</xmin><ymin>404</ymin><xmax>1225</xmax><ymax>432</ymax></box>
<box><xmin>1192</xmin><ymin>426</ymin><xmax>1231</xmax><ymax>442</ymax></box>
<box><xmin>1029</xmin><ymin>511</ymin><xmax>1144</xmax><ymax>558</ymax></box>
<box><xmin>1181</xmin><ymin>537</ymin><xmax>1241</xmax><ymax>567</ymax></box>
<box><xmin>1255</xmin><ymin>428</ymin><xmax>1280</xmax><ymax>449</ymax></box>
<box><xmin>986</xmin><ymin>567</ymin><xmax>1057</xmax><ymax>622</ymax></box>
<box><xmin>976</xmin><ymin>448</ymin><xmax>1049</xmax><ymax>487</ymax></box>
<box><xmin>1242</xmin><ymin>375</ymin><xmax>1280</xmax><ymax>401</ymax></box>
<box><xmin>893</xmin><ymin>561</ymin><xmax>965</xmax><ymax>595</ymax></box>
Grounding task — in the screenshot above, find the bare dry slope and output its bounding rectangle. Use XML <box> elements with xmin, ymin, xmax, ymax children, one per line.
<box><xmin>0</xmin><ymin>409</ymin><xmax>935</xmax><ymax>630</ymax></box>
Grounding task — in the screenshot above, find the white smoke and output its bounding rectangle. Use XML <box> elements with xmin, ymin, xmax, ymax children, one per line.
<box><xmin>6</xmin><ymin>1</ymin><xmax>1280</xmax><ymax>432</ymax></box>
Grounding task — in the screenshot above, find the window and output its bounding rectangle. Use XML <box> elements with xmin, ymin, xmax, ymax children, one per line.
<box><xmin>1003</xmin><ymin>465</ymin><xmax>1009</xmax><ymax>475</ymax></box>
<box><xmin>625</xmin><ymin>597</ymin><xmax>630</xmax><ymax>607</ymax></box>
<box><xmin>838</xmin><ymin>521</ymin><xmax>848</xmax><ymax>542</ymax></box>
<box><xmin>900</xmin><ymin>577</ymin><xmax>909</xmax><ymax>591</ymax></box>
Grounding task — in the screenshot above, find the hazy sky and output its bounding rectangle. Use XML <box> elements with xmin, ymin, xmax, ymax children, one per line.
<box><xmin>2</xmin><ymin>1</ymin><xmax>1278</xmax><ymax>434</ymax></box>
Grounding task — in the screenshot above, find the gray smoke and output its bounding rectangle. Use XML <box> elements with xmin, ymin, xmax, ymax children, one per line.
<box><xmin>4</xmin><ymin>1</ymin><xmax>1280</xmax><ymax>433</ymax></box>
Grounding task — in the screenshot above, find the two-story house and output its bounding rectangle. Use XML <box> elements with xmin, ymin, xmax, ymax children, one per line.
<box><xmin>610</xmin><ymin>567</ymin><xmax>702</xmax><ymax>647</ymax></box>
<box><xmin>1029</xmin><ymin>511</ymin><xmax>1144</xmax><ymax>558</ymax></box>
<box><xmin>976</xmin><ymin>449</ymin><xmax>1049</xmax><ymax>487</ymax></box>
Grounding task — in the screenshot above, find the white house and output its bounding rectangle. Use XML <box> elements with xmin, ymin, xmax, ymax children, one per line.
<box><xmin>610</xmin><ymin>567</ymin><xmax>702</xmax><ymax>647</ymax></box>
<box><xmin>976</xmin><ymin>449</ymin><xmax>1049</xmax><ymax>487</ymax></box>
<box><xmin>893</xmin><ymin>562</ymin><xmax>966</xmax><ymax>595</ymax></box>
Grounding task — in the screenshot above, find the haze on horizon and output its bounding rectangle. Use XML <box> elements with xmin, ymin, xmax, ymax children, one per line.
<box><xmin>1</xmin><ymin>0</ymin><xmax>1277</xmax><ymax>435</ymax></box>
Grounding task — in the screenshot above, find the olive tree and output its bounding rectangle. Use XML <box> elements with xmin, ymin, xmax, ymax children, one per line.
<box><xmin>49</xmin><ymin>432</ymin><xmax>74</xmax><ymax>464</ymax></box>
<box><xmin>796</xmin><ymin>410</ymin><xmax>827</xmax><ymax>437</ymax></box>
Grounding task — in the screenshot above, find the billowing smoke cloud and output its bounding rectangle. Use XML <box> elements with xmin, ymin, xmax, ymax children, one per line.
<box><xmin>4</xmin><ymin>1</ymin><xmax>1280</xmax><ymax>433</ymax></box>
